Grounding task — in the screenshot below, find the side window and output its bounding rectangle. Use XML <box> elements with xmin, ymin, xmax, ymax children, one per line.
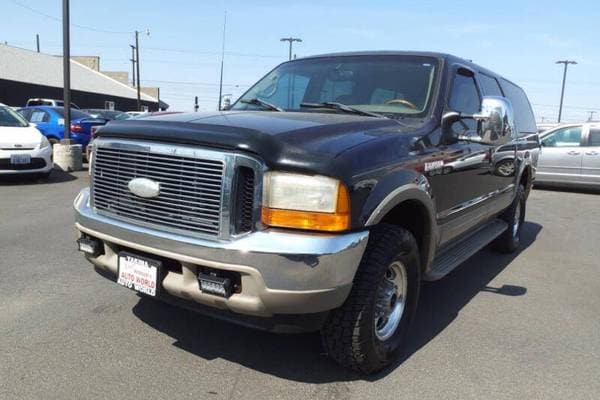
<box><xmin>587</xmin><ymin>128</ymin><xmax>600</xmax><ymax>147</ymax></box>
<box><xmin>499</xmin><ymin>79</ymin><xmax>537</xmax><ymax>134</ymax></box>
<box><xmin>449</xmin><ymin>70</ymin><xmax>480</xmax><ymax>131</ymax></box>
<box><xmin>449</xmin><ymin>72</ymin><xmax>480</xmax><ymax>114</ymax></box>
<box><xmin>542</xmin><ymin>127</ymin><xmax>582</xmax><ymax>147</ymax></box>
<box><xmin>478</xmin><ymin>74</ymin><xmax>503</xmax><ymax>96</ymax></box>
<box><xmin>30</xmin><ymin>110</ymin><xmax>49</xmax><ymax>123</ymax></box>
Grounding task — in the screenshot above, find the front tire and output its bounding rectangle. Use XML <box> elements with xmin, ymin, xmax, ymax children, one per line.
<box><xmin>493</xmin><ymin>184</ymin><xmax>526</xmax><ymax>253</ymax></box>
<box><xmin>321</xmin><ymin>224</ymin><xmax>420</xmax><ymax>373</ymax></box>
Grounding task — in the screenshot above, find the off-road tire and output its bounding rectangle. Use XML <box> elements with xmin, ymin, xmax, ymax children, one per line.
<box><xmin>321</xmin><ymin>224</ymin><xmax>420</xmax><ymax>374</ymax></box>
<box><xmin>493</xmin><ymin>184</ymin><xmax>526</xmax><ymax>253</ymax></box>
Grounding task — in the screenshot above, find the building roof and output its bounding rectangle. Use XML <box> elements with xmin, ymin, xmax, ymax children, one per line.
<box><xmin>0</xmin><ymin>44</ymin><xmax>158</xmax><ymax>102</ymax></box>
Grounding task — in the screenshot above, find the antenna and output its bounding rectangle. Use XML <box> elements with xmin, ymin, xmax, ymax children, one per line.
<box><xmin>218</xmin><ymin>11</ymin><xmax>227</xmax><ymax>111</ymax></box>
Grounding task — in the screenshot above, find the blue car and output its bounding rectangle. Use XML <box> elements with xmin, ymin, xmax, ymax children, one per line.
<box><xmin>17</xmin><ymin>106</ymin><xmax>108</xmax><ymax>147</ymax></box>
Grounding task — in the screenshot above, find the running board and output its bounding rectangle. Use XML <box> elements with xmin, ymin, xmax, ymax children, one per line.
<box><xmin>425</xmin><ymin>220</ymin><xmax>508</xmax><ymax>281</ymax></box>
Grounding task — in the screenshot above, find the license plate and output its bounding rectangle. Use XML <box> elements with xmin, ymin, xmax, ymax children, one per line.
<box><xmin>10</xmin><ymin>154</ymin><xmax>31</xmax><ymax>165</ymax></box>
<box><xmin>117</xmin><ymin>252</ymin><xmax>160</xmax><ymax>296</ymax></box>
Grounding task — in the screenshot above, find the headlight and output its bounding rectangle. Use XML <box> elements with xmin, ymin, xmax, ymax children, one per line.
<box><xmin>39</xmin><ymin>135</ymin><xmax>50</xmax><ymax>149</ymax></box>
<box><xmin>261</xmin><ymin>172</ymin><xmax>350</xmax><ymax>232</ymax></box>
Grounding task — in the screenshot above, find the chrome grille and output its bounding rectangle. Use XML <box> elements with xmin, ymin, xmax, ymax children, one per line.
<box><xmin>92</xmin><ymin>144</ymin><xmax>225</xmax><ymax>238</ymax></box>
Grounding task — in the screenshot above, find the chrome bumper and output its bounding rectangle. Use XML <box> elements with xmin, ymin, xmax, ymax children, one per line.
<box><xmin>74</xmin><ymin>188</ymin><xmax>369</xmax><ymax>318</ymax></box>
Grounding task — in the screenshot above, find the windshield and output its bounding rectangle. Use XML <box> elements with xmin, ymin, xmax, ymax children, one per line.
<box><xmin>0</xmin><ymin>106</ymin><xmax>29</xmax><ymax>127</ymax></box>
<box><xmin>232</xmin><ymin>55</ymin><xmax>439</xmax><ymax>118</ymax></box>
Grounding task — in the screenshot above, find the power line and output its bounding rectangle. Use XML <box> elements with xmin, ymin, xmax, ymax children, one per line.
<box><xmin>8</xmin><ymin>0</ymin><xmax>132</xmax><ymax>34</ymax></box>
<box><xmin>142</xmin><ymin>79</ymin><xmax>251</xmax><ymax>87</ymax></box>
<box><xmin>143</xmin><ymin>46</ymin><xmax>281</xmax><ymax>58</ymax></box>
<box><xmin>531</xmin><ymin>103</ymin><xmax>599</xmax><ymax>111</ymax></box>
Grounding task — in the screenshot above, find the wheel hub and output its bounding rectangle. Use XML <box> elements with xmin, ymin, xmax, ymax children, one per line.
<box><xmin>374</xmin><ymin>261</ymin><xmax>408</xmax><ymax>341</ymax></box>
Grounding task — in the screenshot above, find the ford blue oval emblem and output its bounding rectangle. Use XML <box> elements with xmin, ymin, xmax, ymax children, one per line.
<box><xmin>128</xmin><ymin>178</ymin><xmax>160</xmax><ymax>198</ymax></box>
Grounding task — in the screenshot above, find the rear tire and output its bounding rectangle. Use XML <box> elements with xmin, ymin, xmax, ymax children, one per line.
<box><xmin>493</xmin><ymin>184</ymin><xmax>526</xmax><ymax>253</ymax></box>
<box><xmin>321</xmin><ymin>224</ymin><xmax>420</xmax><ymax>374</ymax></box>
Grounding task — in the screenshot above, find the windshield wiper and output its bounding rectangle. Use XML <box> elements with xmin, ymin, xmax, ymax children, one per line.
<box><xmin>240</xmin><ymin>98</ymin><xmax>284</xmax><ymax>112</ymax></box>
<box><xmin>300</xmin><ymin>102</ymin><xmax>387</xmax><ymax>118</ymax></box>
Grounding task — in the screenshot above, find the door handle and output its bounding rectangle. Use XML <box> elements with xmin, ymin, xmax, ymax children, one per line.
<box><xmin>567</xmin><ymin>151</ymin><xmax>581</xmax><ymax>156</ymax></box>
<box><xmin>585</xmin><ymin>151</ymin><xmax>599</xmax><ymax>156</ymax></box>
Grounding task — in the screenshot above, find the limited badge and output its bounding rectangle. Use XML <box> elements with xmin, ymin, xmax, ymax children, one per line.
<box><xmin>424</xmin><ymin>160</ymin><xmax>444</xmax><ymax>172</ymax></box>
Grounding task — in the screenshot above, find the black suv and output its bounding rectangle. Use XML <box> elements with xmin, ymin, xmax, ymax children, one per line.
<box><xmin>75</xmin><ymin>51</ymin><xmax>539</xmax><ymax>373</ymax></box>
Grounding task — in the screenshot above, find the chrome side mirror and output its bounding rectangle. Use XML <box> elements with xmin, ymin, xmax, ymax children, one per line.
<box><xmin>465</xmin><ymin>96</ymin><xmax>515</xmax><ymax>146</ymax></box>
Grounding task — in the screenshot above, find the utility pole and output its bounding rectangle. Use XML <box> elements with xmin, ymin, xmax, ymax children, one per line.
<box><xmin>62</xmin><ymin>0</ymin><xmax>71</xmax><ymax>141</ymax></box>
<box><xmin>36</xmin><ymin>34</ymin><xmax>40</xmax><ymax>52</ymax></box>
<box><xmin>588</xmin><ymin>111</ymin><xmax>596</xmax><ymax>122</ymax></box>
<box><xmin>129</xmin><ymin>44</ymin><xmax>136</xmax><ymax>87</ymax></box>
<box><xmin>218</xmin><ymin>12</ymin><xmax>227</xmax><ymax>111</ymax></box>
<box><xmin>556</xmin><ymin>60</ymin><xmax>577</xmax><ymax>123</ymax></box>
<box><xmin>135</xmin><ymin>31</ymin><xmax>141</xmax><ymax>111</ymax></box>
<box><xmin>280</xmin><ymin>37</ymin><xmax>302</xmax><ymax>61</ymax></box>
<box><xmin>157</xmin><ymin>87</ymin><xmax>160</xmax><ymax>111</ymax></box>
<box><xmin>134</xmin><ymin>29</ymin><xmax>149</xmax><ymax>111</ymax></box>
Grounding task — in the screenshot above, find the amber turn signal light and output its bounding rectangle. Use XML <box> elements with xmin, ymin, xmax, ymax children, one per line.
<box><xmin>261</xmin><ymin>183</ymin><xmax>351</xmax><ymax>232</ymax></box>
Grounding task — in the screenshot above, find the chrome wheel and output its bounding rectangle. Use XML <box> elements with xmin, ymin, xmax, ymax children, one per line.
<box><xmin>513</xmin><ymin>199</ymin><xmax>521</xmax><ymax>237</ymax></box>
<box><xmin>497</xmin><ymin>161</ymin><xmax>515</xmax><ymax>177</ymax></box>
<box><xmin>374</xmin><ymin>261</ymin><xmax>408</xmax><ymax>341</ymax></box>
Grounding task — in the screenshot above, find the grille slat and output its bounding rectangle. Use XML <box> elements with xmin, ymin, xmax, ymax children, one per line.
<box><xmin>92</xmin><ymin>180</ymin><xmax>222</xmax><ymax>202</ymax></box>
<box><xmin>93</xmin><ymin>189</ymin><xmax>221</xmax><ymax>217</ymax></box>
<box><xmin>93</xmin><ymin>199</ymin><xmax>220</xmax><ymax>230</ymax></box>
<box><xmin>92</xmin><ymin>174</ymin><xmax>223</xmax><ymax>195</ymax></box>
<box><xmin>94</xmin><ymin>154</ymin><xmax>224</xmax><ymax>174</ymax></box>
<box><xmin>93</xmin><ymin>186</ymin><xmax>220</xmax><ymax>211</ymax></box>
<box><xmin>92</xmin><ymin>145</ymin><xmax>225</xmax><ymax>238</ymax></box>
<box><xmin>97</xmin><ymin>148</ymin><xmax>224</xmax><ymax>168</ymax></box>
<box><xmin>94</xmin><ymin>166</ymin><xmax>224</xmax><ymax>186</ymax></box>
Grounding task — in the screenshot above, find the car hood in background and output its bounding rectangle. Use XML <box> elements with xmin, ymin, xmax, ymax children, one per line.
<box><xmin>0</xmin><ymin>126</ymin><xmax>43</xmax><ymax>149</ymax></box>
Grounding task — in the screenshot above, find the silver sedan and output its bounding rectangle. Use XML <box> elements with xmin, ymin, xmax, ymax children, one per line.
<box><xmin>536</xmin><ymin>123</ymin><xmax>600</xmax><ymax>188</ymax></box>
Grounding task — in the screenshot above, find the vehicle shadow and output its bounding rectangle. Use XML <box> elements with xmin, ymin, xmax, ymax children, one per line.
<box><xmin>0</xmin><ymin>167</ymin><xmax>78</xmax><ymax>186</ymax></box>
<box><xmin>131</xmin><ymin>221</ymin><xmax>542</xmax><ymax>383</ymax></box>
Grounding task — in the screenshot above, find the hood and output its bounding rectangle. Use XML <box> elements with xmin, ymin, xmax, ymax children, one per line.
<box><xmin>97</xmin><ymin>111</ymin><xmax>410</xmax><ymax>175</ymax></box>
<box><xmin>0</xmin><ymin>125</ymin><xmax>43</xmax><ymax>149</ymax></box>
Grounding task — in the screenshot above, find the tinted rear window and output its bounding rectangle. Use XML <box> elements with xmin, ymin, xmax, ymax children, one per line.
<box><xmin>499</xmin><ymin>79</ymin><xmax>536</xmax><ymax>134</ymax></box>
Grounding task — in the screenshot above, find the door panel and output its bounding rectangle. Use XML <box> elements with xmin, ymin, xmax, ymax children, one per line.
<box><xmin>537</xmin><ymin>126</ymin><xmax>583</xmax><ymax>183</ymax></box>
<box><xmin>432</xmin><ymin>66</ymin><xmax>498</xmax><ymax>246</ymax></box>
<box><xmin>428</xmin><ymin>142</ymin><xmax>495</xmax><ymax>245</ymax></box>
<box><xmin>581</xmin><ymin>128</ymin><xmax>600</xmax><ymax>185</ymax></box>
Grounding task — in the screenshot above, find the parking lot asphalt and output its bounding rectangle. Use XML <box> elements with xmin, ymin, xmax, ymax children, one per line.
<box><xmin>1</xmin><ymin>170</ymin><xmax>599</xmax><ymax>400</ymax></box>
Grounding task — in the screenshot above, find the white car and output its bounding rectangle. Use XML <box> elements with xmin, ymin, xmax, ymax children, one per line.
<box><xmin>536</xmin><ymin>123</ymin><xmax>600</xmax><ymax>188</ymax></box>
<box><xmin>0</xmin><ymin>104</ymin><xmax>53</xmax><ymax>178</ymax></box>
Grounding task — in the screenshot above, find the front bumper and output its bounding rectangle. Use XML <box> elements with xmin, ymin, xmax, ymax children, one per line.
<box><xmin>74</xmin><ymin>188</ymin><xmax>368</xmax><ymax>325</ymax></box>
<box><xmin>0</xmin><ymin>146</ymin><xmax>53</xmax><ymax>175</ymax></box>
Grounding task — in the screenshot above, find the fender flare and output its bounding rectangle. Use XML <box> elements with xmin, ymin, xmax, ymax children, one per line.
<box><xmin>363</xmin><ymin>178</ymin><xmax>438</xmax><ymax>272</ymax></box>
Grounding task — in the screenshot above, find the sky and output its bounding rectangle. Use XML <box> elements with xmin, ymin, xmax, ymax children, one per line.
<box><xmin>2</xmin><ymin>0</ymin><xmax>600</xmax><ymax>122</ymax></box>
